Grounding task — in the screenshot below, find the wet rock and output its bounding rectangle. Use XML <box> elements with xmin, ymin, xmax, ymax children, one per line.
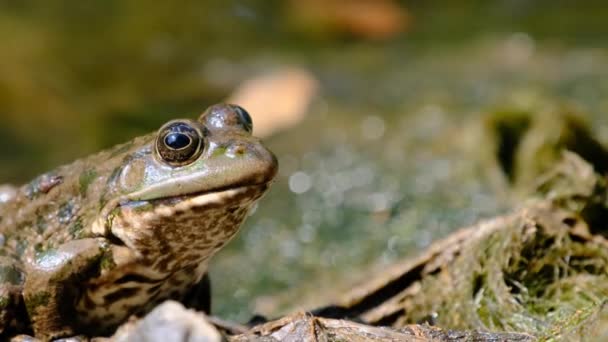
<box><xmin>111</xmin><ymin>301</ymin><xmax>222</xmax><ymax>342</ymax></box>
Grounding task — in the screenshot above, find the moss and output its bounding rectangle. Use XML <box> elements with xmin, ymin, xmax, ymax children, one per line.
<box><xmin>404</xmin><ymin>215</ymin><xmax>608</xmax><ymax>337</ymax></box>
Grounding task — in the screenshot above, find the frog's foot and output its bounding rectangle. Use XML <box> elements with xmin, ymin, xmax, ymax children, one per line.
<box><xmin>22</xmin><ymin>238</ymin><xmax>107</xmax><ymax>340</ymax></box>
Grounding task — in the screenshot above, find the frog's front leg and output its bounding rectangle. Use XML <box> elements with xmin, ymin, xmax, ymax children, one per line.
<box><xmin>23</xmin><ymin>238</ymin><xmax>108</xmax><ymax>340</ymax></box>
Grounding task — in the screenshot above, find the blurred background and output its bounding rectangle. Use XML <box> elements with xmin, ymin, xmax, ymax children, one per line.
<box><xmin>1</xmin><ymin>0</ymin><xmax>608</xmax><ymax>322</ymax></box>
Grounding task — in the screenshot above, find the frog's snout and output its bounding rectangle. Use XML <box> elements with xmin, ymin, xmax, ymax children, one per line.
<box><xmin>236</xmin><ymin>140</ymin><xmax>278</xmax><ymax>184</ymax></box>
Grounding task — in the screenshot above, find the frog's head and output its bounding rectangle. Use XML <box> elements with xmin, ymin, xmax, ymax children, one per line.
<box><xmin>94</xmin><ymin>104</ymin><xmax>277</xmax><ymax>271</ymax></box>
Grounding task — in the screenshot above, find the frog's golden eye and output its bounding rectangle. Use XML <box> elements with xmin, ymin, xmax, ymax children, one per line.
<box><xmin>156</xmin><ymin>121</ymin><xmax>203</xmax><ymax>165</ymax></box>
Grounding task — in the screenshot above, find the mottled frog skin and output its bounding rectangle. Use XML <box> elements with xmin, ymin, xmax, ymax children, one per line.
<box><xmin>0</xmin><ymin>104</ymin><xmax>277</xmax><ymax>340</ymax></box>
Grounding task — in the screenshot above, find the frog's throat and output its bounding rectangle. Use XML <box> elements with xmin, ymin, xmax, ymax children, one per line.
<box><xmin>91</xmin><ymin>184</ymin><xmax>267</xmax><ymax>236</ymax></box>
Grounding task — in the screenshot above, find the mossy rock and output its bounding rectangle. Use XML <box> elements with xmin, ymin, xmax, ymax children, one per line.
<box><xmin>318</xmin><ymin>153</ymin><xmax>608</xmax><ymax>340</ymax></box>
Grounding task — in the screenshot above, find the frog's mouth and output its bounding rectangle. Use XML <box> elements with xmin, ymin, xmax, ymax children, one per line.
<box><xmin>119</xmin><ymin>181</ymin><xmax>271</xmax><ymax>217</ymax></box>
<box><xmin>145</xmin><ymin>182</ymin><xmax>270</xmax><ymax>208</ymax></box>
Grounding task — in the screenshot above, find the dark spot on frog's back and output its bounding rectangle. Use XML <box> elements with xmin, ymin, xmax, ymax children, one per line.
<box><xmin>0</xmin><ymin>264</ymin><xmax>24</xmax><ymax>285</ymax></box>
<box><xmin>156</xmin><ymin>257</ymin><xmax>171</xmax><ymax>273</ymax></box>
<box><xmin>35</xmin><ymin>215</ymin><xmax>48</xmax><ymax>234</ymax></box>
<box><xmin>15</xmin><ymin>239</ymin><xmax>27</xmax><ymax>257</ymax></box>
<box><xmin>58</xmin><ymin>200</ymin><xmax>76</xmax><ymax>224</ymax></box>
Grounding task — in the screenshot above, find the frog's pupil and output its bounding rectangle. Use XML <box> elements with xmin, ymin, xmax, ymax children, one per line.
<box><xmin>165</xmin><ymin>132</ymin><xmax>191</xmax><ymax>150</ymax></box>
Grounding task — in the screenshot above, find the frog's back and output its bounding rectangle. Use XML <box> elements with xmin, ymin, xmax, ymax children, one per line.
<box><xmin>0</xmin><ymin>141</ymin><xmax>139</xmax><ymax>263</ymax></box>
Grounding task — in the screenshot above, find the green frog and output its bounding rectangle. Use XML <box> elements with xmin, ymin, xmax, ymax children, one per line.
<box><xmin>0</xmin><ymin>104</ymin><xmax>277</xmax><ymax>340</ymax></box>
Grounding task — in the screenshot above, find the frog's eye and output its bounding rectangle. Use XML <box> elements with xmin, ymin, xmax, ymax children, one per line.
<box><xmin>232</xmin><ymin>105</ymin><xmax>253</xmax><ymax>133</ymax></box>
<box><xmin>156</xmin><ymin>121</ymin><xmax>203</xmax><ymax>165</ymax></box>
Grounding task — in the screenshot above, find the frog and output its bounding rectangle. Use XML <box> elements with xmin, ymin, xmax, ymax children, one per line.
<box><xmin>0</xmin><ymin>103</ymin><xmax>278</xmax><ymax>340</ymax></box>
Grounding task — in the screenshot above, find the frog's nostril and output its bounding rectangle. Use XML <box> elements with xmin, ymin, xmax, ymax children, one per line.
<box><xmin>227</xmin><ymin>143</ymin><xmax>247</xmax><ymax>158</ymax></box>
<box><xmin>233</xmin><ymin>146</ymin><xmax>246</xmax><ymax>155</ymax></box>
